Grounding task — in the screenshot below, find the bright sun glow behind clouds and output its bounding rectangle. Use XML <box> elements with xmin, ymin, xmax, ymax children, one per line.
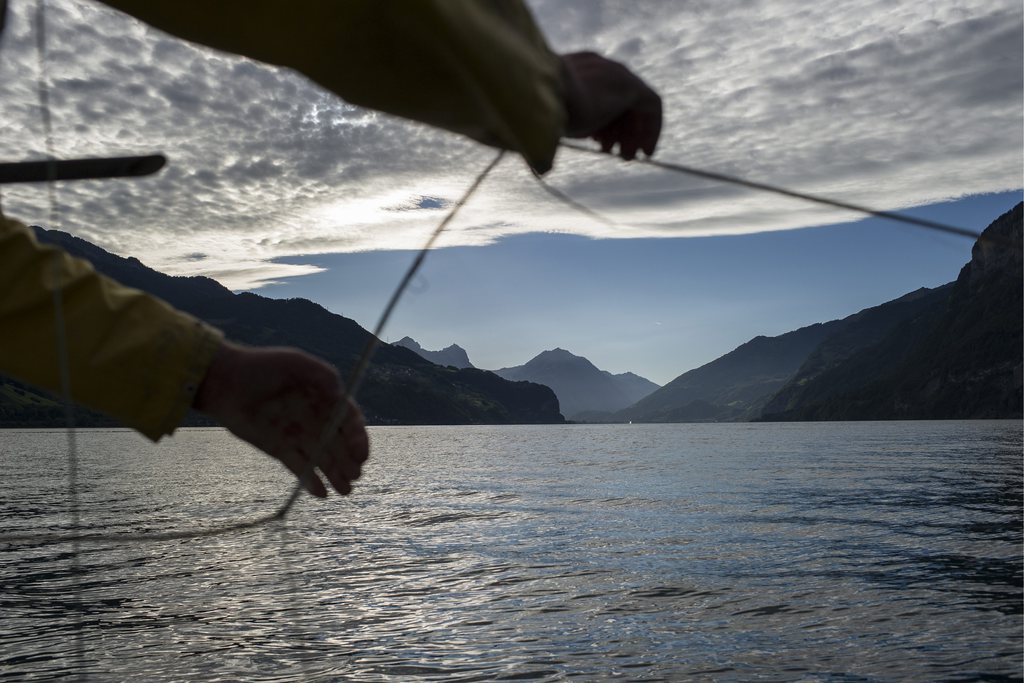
<box><xmin>0</xmin><ymin>0</ymin><xmax>1020</xmax><ymax>289</ymax></box>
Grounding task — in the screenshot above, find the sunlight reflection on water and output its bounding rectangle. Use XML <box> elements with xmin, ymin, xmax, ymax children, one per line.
<box><xmin>1</xmin><ymin>421</ymin><xmax>1021</xmax><ymax>681</ymax></box>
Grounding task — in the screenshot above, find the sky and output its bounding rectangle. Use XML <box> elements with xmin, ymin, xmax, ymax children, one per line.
<box><xmin>0</xmin><ymin>0</ymin><xmax>1021</xmax><ymax>384</ymax></box>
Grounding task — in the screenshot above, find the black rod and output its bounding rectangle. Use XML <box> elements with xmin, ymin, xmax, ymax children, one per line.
<box><xmin>0</xmin><ymin>155</ymin><xmax>166</xmax><ymax>184</ymax></box>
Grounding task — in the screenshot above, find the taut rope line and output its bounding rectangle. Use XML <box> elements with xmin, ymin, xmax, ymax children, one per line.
<box><xmin>556</xmin><ymin>141</ymin><xmax>1009</xmax><ymax>245</ymax></box>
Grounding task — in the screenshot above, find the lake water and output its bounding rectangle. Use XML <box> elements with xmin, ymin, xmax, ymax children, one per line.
<box><xmin>0</xmin><ymin>422</ymin><xmax>1021</xmax><ymax>682</ymax></box>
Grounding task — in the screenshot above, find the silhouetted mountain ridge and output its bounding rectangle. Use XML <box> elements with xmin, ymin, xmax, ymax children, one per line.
<box><xmin>393</xmin><ymin>337</ymin><xmax>475</xmax><ymax>369</ymax></box>
<box><xmin>0</xmin><ymin>229</ymin><xmax>564</xmax><ymax>427</ymax></box>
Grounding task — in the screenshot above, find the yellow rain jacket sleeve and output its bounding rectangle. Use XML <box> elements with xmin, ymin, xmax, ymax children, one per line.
<box><xmin>0</xmin><ymin>213</ymin><xmax>223</xmax><ymax>440</ymax></box>
<box><xmin>1</xmin><ymin>0</ymin><xmax>564</xmax><ymax>439</ymax></box>
<box><xmin>102</xmin><ymin>0</ymin><xmax>567</xmax><ymax>173</ymax></box>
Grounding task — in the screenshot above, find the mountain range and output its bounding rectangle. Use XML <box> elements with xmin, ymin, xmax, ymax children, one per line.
<box><xmin>2</xmin><ymin>203</ymin><xmax>1019</xmax><ymax>428</ymax></box>
<box><xmin>392</xmin><ymin>339</ymin><xmax>660</xmax><ymax>420</ymax></box>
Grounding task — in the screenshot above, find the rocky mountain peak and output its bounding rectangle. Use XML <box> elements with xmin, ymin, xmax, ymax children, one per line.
<box><xmin>968</xmin><ymin>202</ymin><xmax>1022</xmax><ymax>287</ymax></box>
<box><xmin>393</xmin><ymin>336</ymin><xmax>474</xmax><ymax>369</ymax></box>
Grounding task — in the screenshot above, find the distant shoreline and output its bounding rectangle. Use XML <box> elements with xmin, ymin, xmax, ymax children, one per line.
<box><xmin>3</xmin><ymin>417</ymin><xmax>1020</xmax><ymax>431</ymax></box>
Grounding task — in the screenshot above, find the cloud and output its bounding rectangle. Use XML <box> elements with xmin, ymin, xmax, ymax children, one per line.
<box><xmin>0</xmin><ymin>0</ymin><xmax>1020</xmax><ymax>289</ymax></box>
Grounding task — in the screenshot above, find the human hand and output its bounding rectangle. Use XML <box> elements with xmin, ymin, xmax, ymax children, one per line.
<box><xmin>194</xmin><ymin>341</ymin><xmax>369</xmax><ymax>498</ymax></box>
<box><xmin>560</xmin><ymin>51</ymin><xmax>662</xmax><ymax>160</ymax></box>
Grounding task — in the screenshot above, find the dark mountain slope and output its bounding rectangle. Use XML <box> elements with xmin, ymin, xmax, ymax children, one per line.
<box><xmin>1</xmin><ymin>229</ymin><xmax>563</xmax><ymax>426</ymax></box>
<box><xmin>614</xmin><ymin>371</ymin><xmax>661</xmax><ymax>405</ymax></box>
<box><xmin>759</xmin><ymin>285</ymin><xmax>954</xmax><ymax>417</ymax></box>
<box><xmin>617</xmin><ymin>322</ymin><xmax>840</xmax><ymax>422</ymax></box>
<box><xmin>762</xmin><ymin>203</ymin><xmax>1022</xmax><ymax>420</ymax></box>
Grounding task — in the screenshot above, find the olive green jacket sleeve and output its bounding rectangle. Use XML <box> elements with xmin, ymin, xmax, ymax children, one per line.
<box><xmin>0</xmin><ymin>214</ymin><xmax>223</xmax><ymax>440</ymax></box>
<box><xmin>0</xmin><ymin>1</ymin><xmax>562</xmax><ymax>439</ymax></box>
<box><xmin>102</xmin><ymin>0</ymin><xmax>567</xmax><ymax>173</ymax></box>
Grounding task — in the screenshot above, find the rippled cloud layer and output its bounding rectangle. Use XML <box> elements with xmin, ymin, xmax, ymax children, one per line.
<box><xmin>0</xmin><ymin>0</ymin><xmax>1020</xmax><ymax>288</ymax></box>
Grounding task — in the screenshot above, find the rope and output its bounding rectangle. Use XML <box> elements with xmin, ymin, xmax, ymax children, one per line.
<box><xmin>276</xmin><ymin>149</ymin><xmax>506</xmax><ymax>519</ymax></box>
<box><xmin>32</xmin><ymin>0</ymin><xmax>87</xmax><ymax>675</ymax></box>
<box><xmin>531</xmin><ymin>166</ymin><xmax>621</xmax><ymax>229</ymax></box>
<box><xmin>557</xmin><ymin>141</ymin><xmax>1004</xmax><ymax>244</ymax></box>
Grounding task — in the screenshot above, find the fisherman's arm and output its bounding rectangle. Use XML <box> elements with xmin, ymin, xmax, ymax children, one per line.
<box><xmin>0</xmin><ymin>215</ymin><xmax>366</xmax><ymax>495</ymax></box>
<box><xmin>99</xmin><ymin>0</ymin><xmax>660</xmax><ymax>172</ymax></box>
<box><xmin>0</xmin><ymin>213</ymin><xmax>221</xmax><ymax>439</ymax></box>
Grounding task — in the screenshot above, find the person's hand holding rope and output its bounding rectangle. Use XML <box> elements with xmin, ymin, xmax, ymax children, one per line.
<box><xmin>194</xmin><ymin>342</ymin><xmax>370</xmax><ymax>498</ymax></box>
<box><xmin>560</xmin><ymin>51</ymin><xmax>663</xmax><ymax>160</ymax></box>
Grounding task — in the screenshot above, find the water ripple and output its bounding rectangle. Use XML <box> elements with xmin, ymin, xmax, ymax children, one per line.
<box><xmin>0</xmin><ymin>422</ymin><xmax>1020</xmax><ymax>681</ymax></box>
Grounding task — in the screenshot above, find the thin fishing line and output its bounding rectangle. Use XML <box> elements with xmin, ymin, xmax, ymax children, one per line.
<box><xmin>558</xmin><ymin>141</ymin><xmax>998</xmax><ymax>243</ymax></box>
<box><xmin>0</xmin><ymin>149</ymin><xmax>505</xmax><ymax>545</ymax></box>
